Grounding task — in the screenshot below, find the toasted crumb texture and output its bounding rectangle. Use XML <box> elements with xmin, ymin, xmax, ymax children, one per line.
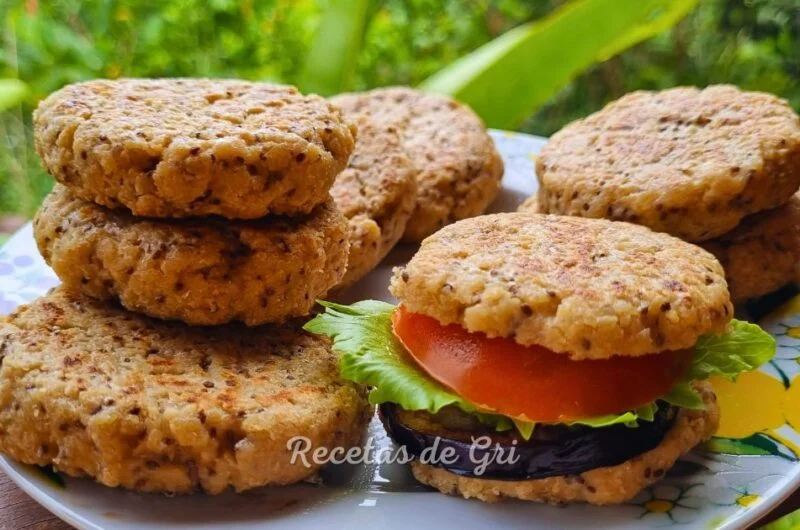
<box><xmin>537</xmin><ymin>85</ymin><xmax>800</xmax><ymax>241</ymax></box>
<box><xmin>34</xmin><ymin>79</ymin><xmax>356</xmax><ymax>219</ymax></box>
<box><xmin>411</xmin><ymin>382</ymin><xmax>718</xmax><ymax>504</ymax></box>
<box><xmin>391</xmin><ymin>213</ymin><xmax>732</xmax><ymax>359</ymax></box>
<box><xmin>331</xmin><ymin>115</ymin><xmax>417</xmax><ymax>288</ymax></box>
<box><xmin>0</xmin><ymin>287</ymin><xmax>371</xmax><ymax>494</ymax></box>
<box><xmin>517</xmin><ymin>194</ymin><xmax>540</xmax><ymax>213</ymax></box>
<box><xmin>332</xmin><ymin>87</ymin><xmax>503</xmax><ymax>242</ymax></box>
<box><xmin>702</xmin><ymin>193</ymin><xmax>800</xmax><ymax>302</ymax></box>
<box><xmin>34</xmin><ymin>185</ymin><xmax>349</xmax><ymax>326</ymax></box>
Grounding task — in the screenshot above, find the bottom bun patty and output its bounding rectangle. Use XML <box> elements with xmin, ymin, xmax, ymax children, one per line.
<box><xmin>409</xmin><ymin>381</ymin><xmax>718</xmax><ymax>504</ymax></box>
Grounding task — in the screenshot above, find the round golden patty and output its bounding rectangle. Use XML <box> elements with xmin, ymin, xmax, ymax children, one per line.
<box><xmin>34</xmin><ymin>79</ymin><xmax>356</xmax><ymax>219</ymax></box>
<box><xmin>536</xmin><ymin>85</ymin><xmax>800</xmax><ymax>242</ymax></box>
<box><xmin>331</xmin><ymin>115</ymin><xmax>417</xmax><ymax>288</ymax></box>
<box><xmin>702</xmin><ymin>193</ymin><xmax>800</xmax><ymax>303</ymax></box>
<box><xmin>410</xmin><ymin>382</ymin><xmax>718</xmax><ymax>504</ymax></box>
<box><xmin>332</xmin><ymin>87</ymin><xmax>504</xmax><ymax>242</ymax></box>
<box><xmin>34</xmin><ymin>185</ymin><xmax>349</xmax><ymax>326</ymax></box>
<box><xmin>390</xmin><ymin>213</ymin><xmax>732</xmax><ymax>359</ymax></box>
<box><xmin>0</xmin><ymin>287</ymin><xmax>371</xmax><ymax>494</ymax></box>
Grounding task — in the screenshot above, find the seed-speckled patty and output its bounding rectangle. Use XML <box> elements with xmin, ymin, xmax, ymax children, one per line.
<box><xmin>34</xmin><ymin>185</ymin><xmax>349</xmax><ymax>326</ymax></box>
<box><xmin>0</xmin><ymin>287</ymin><xmax>371</xmax><ymax>494</ymax></box>
<box><xmin>410</xmin><ymin>382</ymin><xmax>718</xmax><ymax>504</ymax></box>
<box><xmin>332</xmin><ymin>87</ymin><xmax>503</xmax><ymax>242</ymax></box>
<box><xmin>536</xmin><ymin>85</ymin><xmax>800</xmax><ymax>241</ymax></box>
<box><xmin>34</xmin><ymin>79</ymin><xmax>356</xmax><ymax>219</ymax></box>
<box><xmin>390</xmin><ymin>213</ymin><xmax>732</xmax><ymax>359</ymax></box>
<box><xmin>331</xmin><ymin>115</ymin><xmax>417</xmax><ymax>288</ymax></box>
<box><xmin>702</xmin><ymin>193</ymin><xmax>800</xmax><ymax>303</ymax></box>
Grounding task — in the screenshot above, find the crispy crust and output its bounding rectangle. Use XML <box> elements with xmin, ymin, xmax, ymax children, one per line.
<box><xmin>702</xmin><ymin>193</ymin><xmax>800</xmax><ymax>302</ymax></box>
<box><xmin>0</xmin><ymin>287</ymin><xmax>372</xmax><ymax>494</ymax></box>
<box><xmin>34</xmin><ymin>79</ymin><xmax>356</xmax><ymax>219</ymax></box>
<box><xmin>332</xmin><ymin>87</ymin><xmax>504</xmax><ymax>242</ymax></box>
<box><xmin>34</xmin><ymin>185</ymin><xmax>349</xmax><ymax>326</ymax></box>
<box><xmin>331</xmin><ymin>115</ymin><xmax>417</xmax><ymax>288</ymax></box>
<box><xmin>391</xmin><ymin>213</ymin><xmax>732</xmax><ymax>359</ymax></box>
<box><xmin>410</xmin><ymin>382</ymin><xmax>719</xmax><ymax>504</ymax></box>
<box><xmin>537</xmin><ymin>85</ymin><xmax>800</xmax><ymax>242</ymax></box>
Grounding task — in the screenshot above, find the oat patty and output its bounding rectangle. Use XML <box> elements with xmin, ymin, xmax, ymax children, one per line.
<box><xmin>391</xmin><ymin>213</ymin><xmax>732</xmax><ymax>359</ymax></box>
<box><xmin>702</xmin><ymin>193</ymin><xmax>800</xmax><ymax>302</ymax></box>
<box><xmin>517</xmin><ymin>194</ymin><xmax>540</xmax><ymax>213</ymax></box>
<box><xmin>331</xmin><ymin>115</ymin><xmax>417</xmax><ymax>288</ymax></box>
<box><xmin>34</xmin><ymin>79</ymin><xmax>356</xmax><ymax>218</ymax></box>
<box><xmin>0</xmin><ymin>287</ymin><xmax>371</xmax><ymax>494</ymax></box>
<box><xmin>332</xmin><ymin>87</ymin><xmax>503</xmax><ymax>242</ymax></box>
<box><xmin>410</xmin><ymin>382</ymin><xmax>718</xmax><ymax>504</ymax></box>
<box><xmin>536</xmin><ymin>85</ymin><xmax>800</xmax><ymax>241</ymax></box>
<box><xmin>34</xmin><ymin>185</ymin><xmax>349</xmax><ymax>326</ymax></box>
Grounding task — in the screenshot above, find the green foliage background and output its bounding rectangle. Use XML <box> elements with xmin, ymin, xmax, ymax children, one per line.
<box><xmin>0</xmin><ymin>0</ymin><xmax>798</xmax><ymax>217</ymax></box>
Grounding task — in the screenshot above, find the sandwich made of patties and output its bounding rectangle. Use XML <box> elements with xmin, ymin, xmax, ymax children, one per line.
<box><xmin>306</xmin><ymin>213</ymin><xmax>775</xmax><ymax>505</ymax></box>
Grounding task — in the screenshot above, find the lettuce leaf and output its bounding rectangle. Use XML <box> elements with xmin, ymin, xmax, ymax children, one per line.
<box><xmin>662</xmin><ymin>319</ymin><xmax>776</xmax><ymax>409</ymax></box>
<box><xmin>662</xmin><ymin>382</ymin><xmax>706</xmax><ymax>409</ymax></box>
<box><xmin>306</xmin><ymin>301</ymin><xmax>775</xmax><ymax>437</ymax></box>
<box><xmin>688</xmin><ymin>319</ymin><xmax>776</xmax><ymax>380</ymax></box>
<box><xmin>304</xmin><ymin>300</ymin><xmax>526</xmax><ymax>430</ymax></box>
<box><xmin>306</xmin><ymin>300</ymin><xmax>658</xmax><ymax>438</ymax></box>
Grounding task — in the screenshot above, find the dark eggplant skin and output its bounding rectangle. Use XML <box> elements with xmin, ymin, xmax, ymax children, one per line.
<box><xmin>379</xmin><ymin>403</ymin><xmax>676</xmax><ymax>481</ymax></box>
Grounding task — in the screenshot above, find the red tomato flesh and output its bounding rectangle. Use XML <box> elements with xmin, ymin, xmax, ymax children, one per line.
<box><xmin>392</xmin><ymin>306</ymin><xmax>693</xmax><ymax>422</ymax></box>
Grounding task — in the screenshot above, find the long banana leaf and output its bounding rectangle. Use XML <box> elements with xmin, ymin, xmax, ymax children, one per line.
<box><xmin>420</xmin><ymin>0</ymin><xmax>699</xmax><ymax>129</ymax></box>
<box><xmin>299</xmin><ymin>0</ymin><xmax>371</xmax><ymax>96</ymax></box>
<box><xmin>760</xmin><ymin>508</ymin><xmax>800</xmax><ymax>530</ymax></box>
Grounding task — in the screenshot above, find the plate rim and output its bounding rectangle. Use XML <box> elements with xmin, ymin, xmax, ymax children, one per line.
<box><xmin>0</xmin><ymin>456</ymin><xmax>104</xmax><ymax>530</ymax></box>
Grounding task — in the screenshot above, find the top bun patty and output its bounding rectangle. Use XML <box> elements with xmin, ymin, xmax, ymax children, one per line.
<box><xmin>390</xmin><ymin>213</ymin><xmax>732</xmax><ymax>360</ymax></box>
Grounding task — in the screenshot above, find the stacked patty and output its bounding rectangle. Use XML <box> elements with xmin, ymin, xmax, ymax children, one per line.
<box><xmin>524</xmin><ymin>85</ymin><xmax>800</xmax><ymax>303</ymax></box>
<box><xmin>0</xmin><ymin>78</ymin><xmax>372</xmax><ymax>494</ymax></box>
<box><xmin>332</xmin><ymin>87</ymin><xmax>504</xmax><ymax>243</ymax></box>
<box><xmin>34</xmin><ymin>79</ymin><xmax>354</xmax><ymax>325</ymax></box>
<box><xmin>329</xmin><ymin>114</ymin><xmax>417</xmax><ymax>288</ymax></box>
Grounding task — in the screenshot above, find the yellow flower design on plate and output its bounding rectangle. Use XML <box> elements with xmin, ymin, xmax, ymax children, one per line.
<box><xmin>711</xmin><ymin>372</ymin><xmax>785</xmax><ymax>439</ymax></box>
<box><xmin>633</xmin><ymin>484</ymin><xmax>703</xmax><ymax>525</ymax></box>
<box><xmin>735</xmin><ymin>494</ymin><xmax>760</xmax><ymax>507</ymax></box>
<box><xmin>706</xmin><ymin>371</ymin><xmax>800</xmax><ymax>461</ymax></box>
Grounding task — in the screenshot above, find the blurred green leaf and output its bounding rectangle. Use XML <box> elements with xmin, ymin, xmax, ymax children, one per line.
<box><xmin>420</xmin><ymin>0</ymin><xmax>699</xmax><ymax>129</ymax></box>
<box><xmin>0</xmin><ymin>79</ymin><xmax>28</xmax><ymax>111</ymax></box>
<box><xmin>761</xmin><ymin>508</ymin><xmax>800</xmax><ymax>530</ymax></box>
<box><xmin>299</xmin><ymin>0</ymin><xmax>371</xmax><ymax>95</ymax></box>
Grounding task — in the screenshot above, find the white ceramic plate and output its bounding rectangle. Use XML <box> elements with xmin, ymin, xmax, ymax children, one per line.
<box><xmin>1</xmin><ymin>131</ymin><xmax>799</xmax><ymax>529</ymax></box>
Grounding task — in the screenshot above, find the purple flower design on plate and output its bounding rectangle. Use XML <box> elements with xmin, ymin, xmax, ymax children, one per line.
<box><xmin>0</xmin><ymin>293</ymin><xmax>19</xmax><ymax>314</ymax></box>
<box><xmin>0</xmin><ymin>262</ymin><xmax>13</xmax><ymax>276</ymax></box>
<box><xmin>12</xmin><ymin>255</ymin><xmax>34</xmax><ymax>268</ymax></box>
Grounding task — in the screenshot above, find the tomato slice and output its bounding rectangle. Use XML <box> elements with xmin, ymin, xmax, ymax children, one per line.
<box><xmin>392</xmin><ymin>306</ymin><xmax>693</xmax><ymax>422</ymax></box>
